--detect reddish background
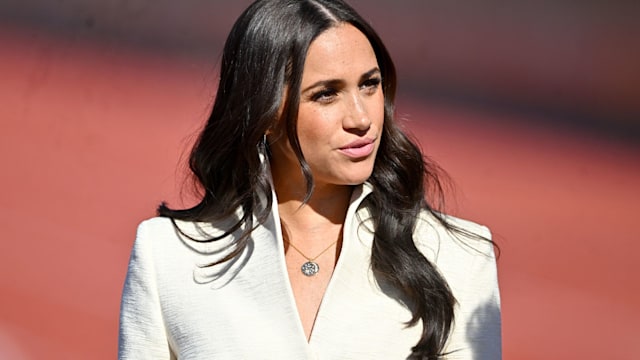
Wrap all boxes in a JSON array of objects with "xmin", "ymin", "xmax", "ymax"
[{"xmin": 1, "ymin": 1, "xmax": 639, "ymax": 359}]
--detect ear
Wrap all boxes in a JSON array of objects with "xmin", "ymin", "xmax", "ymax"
[
  {"xmin": 267, "ymin": 86, "xmax": 289, "ymax": 143},
  {"xmin": 265, "ymin": 126, "xmax": 285, "ymax": 145}
]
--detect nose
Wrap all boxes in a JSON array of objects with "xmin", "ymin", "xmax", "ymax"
[{"xmin": 343, "ymin": 92, "xmax": 371, "ymax": 132}]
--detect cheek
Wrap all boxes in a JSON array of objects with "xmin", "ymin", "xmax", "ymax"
[
  {"xmin": 371, "ymin": 95, "xmax": 385, "ymax": 126},
  {"xmin": 296, "ymin": 108, "xmax": 335, "ymax": 144}
]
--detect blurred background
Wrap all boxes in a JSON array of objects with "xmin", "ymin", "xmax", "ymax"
[{"xmin": 1, "ymin": 0, "xmax": 638, "ymax": 359}]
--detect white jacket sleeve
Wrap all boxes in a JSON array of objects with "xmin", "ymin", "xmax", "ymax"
[
  {"xmin": 450, "ymin": 226, "xmax": 502, "ymax": 360},
  {"xmin": 118, "ymin": 221, "xmax": 174, "ymax": 359},
  {"xmin": 468, "ymin": 244, "xmax": 502, "ymax": 358}
]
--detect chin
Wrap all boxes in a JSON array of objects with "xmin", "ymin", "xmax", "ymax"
[
  {"xmin": 313, "ymin": 161, "xmax": 376, "ymax": 187},
  {"xmin": 348, "ymin": 163, "xmax": 376, "ymax": 183},
  {"xmin": 338, "ymin": 169, "xmax": 375, "ymax": 186}
]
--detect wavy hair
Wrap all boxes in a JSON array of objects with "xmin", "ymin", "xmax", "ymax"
[{"xmin": 159, "ymin": 0, "xmax": 471, "ymax": 358}]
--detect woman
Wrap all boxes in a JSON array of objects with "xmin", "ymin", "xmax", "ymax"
[{"xmin": 119, "ymin": 0, "xmax": 501, "ymax": 359}]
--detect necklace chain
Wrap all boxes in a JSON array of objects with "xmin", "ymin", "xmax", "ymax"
[{"xmin": 285, "ymin": 238, "xmax": 338, "ymax": 262}]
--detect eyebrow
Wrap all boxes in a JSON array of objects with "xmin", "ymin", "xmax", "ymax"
[{"xmin": 301, "ymin": 67, "xmax": 381, "ymax": 93}]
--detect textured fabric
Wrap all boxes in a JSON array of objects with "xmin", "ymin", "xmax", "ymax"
[{"xmin": 118, "ymin": 184, "xmax": 501, "ymax": 359}]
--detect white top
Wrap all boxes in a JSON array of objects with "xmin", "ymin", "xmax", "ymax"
[{"xmin": 118, "ymin": 184, "xmax": 501, "ymax": 359}]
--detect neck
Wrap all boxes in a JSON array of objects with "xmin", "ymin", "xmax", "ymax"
[
  {"xmin": 278, "ymin": 183, "xmax": 353, "ymax": 230},
  {"xmin": 272, "ymin": 175, "xmax": 353, "ymax": 242}
]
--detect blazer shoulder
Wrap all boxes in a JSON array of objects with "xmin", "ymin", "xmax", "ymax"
[
  {"xmin": 136, "ymin": 216, "xmax": 230, "ymax": 241},
  {"xmin": 136, "ymin": 216, "xmax": 175, "ymax": 234},
  {"xmin": 414, "ymin": 211, "xmax": 495, "ymax": 260},
  {"xmin": 134, "ymin": 216, "xmax": 245, "ymax": 269},
  {"xmin": 415, "ymin": 211, "xmax": 492, "ymax": 243}
]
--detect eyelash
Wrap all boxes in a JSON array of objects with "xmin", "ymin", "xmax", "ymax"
[
  {"xmin": 362, "ymin": 77, "xmax": 382, "ymax": 92},
  {"xmin": 310, "ymin": 77, "xmax": 382, "ymax": 103},
  {"xmin": 311, "ymin": 89, "xmax": 338, "ymax": 102}
]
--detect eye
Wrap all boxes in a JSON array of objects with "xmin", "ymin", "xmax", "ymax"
[
  {"xmin": 360, "ymin": 77, "xmax": 381, "ymax": 94},
  {"xmin": 310, "ymin": 88, "xmax": 338, "ymax": 103}
]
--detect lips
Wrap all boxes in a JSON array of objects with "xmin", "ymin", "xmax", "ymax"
[{"xmin": 338, "ymin": 138, "xmax": 375, "ymax": 158}]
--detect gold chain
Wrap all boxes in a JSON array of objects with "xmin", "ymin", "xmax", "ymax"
[{"xmin": 285, "ymin": 238, "xmax": 339, "ymax": 262}]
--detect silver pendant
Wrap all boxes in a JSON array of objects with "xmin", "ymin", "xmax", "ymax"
[{"xmin": 301, "ymin": 261, "xmax": 319, "ymax": 276}]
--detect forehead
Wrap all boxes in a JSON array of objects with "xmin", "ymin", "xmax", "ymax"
[{"xmin": 302, "ymin": 24, "xmax": 378, "ymax": 81}]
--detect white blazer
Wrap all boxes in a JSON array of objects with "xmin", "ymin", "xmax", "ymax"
[{"xmin": 118, "ymin": 183, "xmax": 501, "ymax": 359}]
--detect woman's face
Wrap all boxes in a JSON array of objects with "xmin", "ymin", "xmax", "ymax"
[{"xmin": 269, "ymin": 24, "xmax": 384, "ymax": 189}]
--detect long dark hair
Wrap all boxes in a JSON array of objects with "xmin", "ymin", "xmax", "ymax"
[{"xmin": 160, "ymin": 0, "xmax": 467, "ymax": 358}]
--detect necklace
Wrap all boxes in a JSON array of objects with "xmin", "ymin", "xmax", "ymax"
[{"xmin": 285, "ymin": 238, "xmax": 339, "ymax": 276}]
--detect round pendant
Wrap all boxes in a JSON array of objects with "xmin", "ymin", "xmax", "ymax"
[{"xmin": 301, "ymin": 261, "xmax": 320, "ymax": 276}]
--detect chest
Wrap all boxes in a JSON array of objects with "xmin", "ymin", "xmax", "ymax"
[{"xmin": 155, "ymin": 227, "xmax": 420, "ymax": 359}]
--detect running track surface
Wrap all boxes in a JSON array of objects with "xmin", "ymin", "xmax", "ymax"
[{"xmin": 1, "ymin": 25, "xmax": 639, "ymax": 360}]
